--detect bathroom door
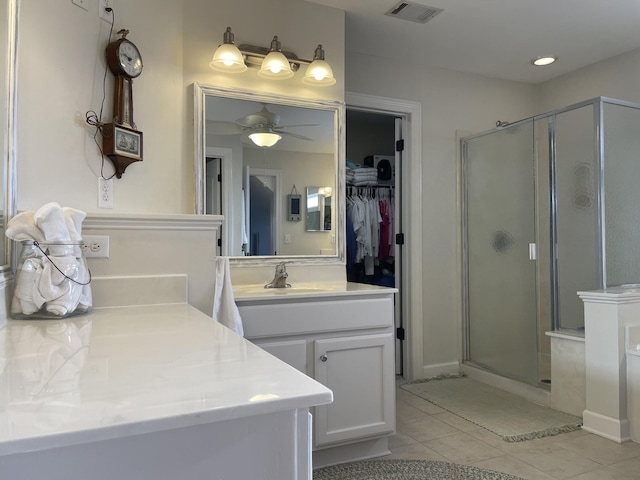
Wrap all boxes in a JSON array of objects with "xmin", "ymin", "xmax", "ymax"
[{"xmin": 463, "ymin": 121, "xmax": 539, "ymax": 385}]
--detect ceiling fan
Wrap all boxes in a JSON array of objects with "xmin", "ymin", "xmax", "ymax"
[{"xmin": 207, "ymin": 104, "xmax": 316, "ymax": 147}]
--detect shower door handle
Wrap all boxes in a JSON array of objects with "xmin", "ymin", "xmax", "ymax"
[{"xmin": 528, "ymin": 243, "xmax": 537, "ymax": 261}]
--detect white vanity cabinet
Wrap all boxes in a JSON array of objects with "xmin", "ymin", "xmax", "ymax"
[{"xmin": 236, "ymin": 284, "xmax": 397, "ymax": 467}]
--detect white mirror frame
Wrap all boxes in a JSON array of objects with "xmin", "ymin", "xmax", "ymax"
[
  {"xmin": 2, "ymin": 0, "xmax": 18, "ymax": 272},
  {"xmin": 193, "ymin": 82, "xmax": 346, "ymax": 266}
]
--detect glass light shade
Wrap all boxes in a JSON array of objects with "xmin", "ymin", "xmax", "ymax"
[
  {"xmin": 302, "ymin": 59, "xmax": 336, "ymax": 86},
  {"xmin": 210, "ymin": 43, "xmax": 247, "ymax": 72},
  {"xmin": 249, "ymin": 131, "xmax": 282, "ymax": 147},
  {"xmin": 259, "ymin": 51, "xmax": 294, "ymax": 79}
]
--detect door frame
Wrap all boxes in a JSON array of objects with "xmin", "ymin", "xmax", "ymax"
[
  {"xmin": 245, "ymin": 166, "xmax": 282, "ymax": 256},
  {"xmin": 346, "ymin": 92, "xmax": 423, "ymax": 382}
]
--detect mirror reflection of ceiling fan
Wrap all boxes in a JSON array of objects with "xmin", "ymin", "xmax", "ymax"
[{"xmin": 207, "ymin": 104, "xmax": 317, "ymax": 147}]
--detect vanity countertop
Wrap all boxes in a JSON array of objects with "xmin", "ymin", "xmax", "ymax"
[
  {"xmin": 233, "ymin": 281, "xmax": 398, "ymax": 303},
  {"xmin": 0, "ymin": 303, "xmax": 333, "ymax": 456}
]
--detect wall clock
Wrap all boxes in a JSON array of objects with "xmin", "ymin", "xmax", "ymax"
[{"xmin": 102, "ymin": 28, "xmax": 143, "ymax": 178}]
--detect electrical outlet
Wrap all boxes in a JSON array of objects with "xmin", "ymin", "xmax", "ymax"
[
  {"xmin": 82, "ymin": 235, "xmax": 110, "ymax": 259},
  {"xmin": 98, "ymin": 177, "xmax": 114, "ymax": 208},
  {"xmin": 99, "ymin": 0, "xmax": 113, "ymax": 22},
  {"xmin": 72, "ymin": 0, "xmax": 89, "ymax": 11}
]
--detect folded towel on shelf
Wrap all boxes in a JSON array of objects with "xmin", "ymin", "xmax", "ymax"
[{"xmin": 212, "ymin": 256, "xmax": 244, "ymax": 336}]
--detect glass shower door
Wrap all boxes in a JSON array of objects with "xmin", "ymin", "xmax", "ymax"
[{"xmin": 464, "ymin": 121, "xmax": 539, "ymax": 385}]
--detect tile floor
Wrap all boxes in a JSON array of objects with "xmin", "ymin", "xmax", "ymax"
[{"xmin": 388, "ymin": 383, "xmax": 640, "ymax": 479}]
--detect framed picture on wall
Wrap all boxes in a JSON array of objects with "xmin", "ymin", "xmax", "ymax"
[{"xmin": 113, "ymin": 125, "xmax": 142, "ymax": 160}]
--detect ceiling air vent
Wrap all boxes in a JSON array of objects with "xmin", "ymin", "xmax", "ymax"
[{"xmin": 385, "ymin": 1, "xmax": 443, "ymax": 24}]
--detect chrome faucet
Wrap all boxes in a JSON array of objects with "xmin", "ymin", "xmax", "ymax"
[{"xmin": 265, "ymin": 262, "xmax": 291, "ymax": 289}]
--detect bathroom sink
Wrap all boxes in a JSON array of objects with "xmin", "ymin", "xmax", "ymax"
[{"xmin": 233, "ymin": 283, "xmax": 347, "ymax": 299}]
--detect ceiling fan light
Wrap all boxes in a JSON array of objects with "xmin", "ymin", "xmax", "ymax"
[
  {"xmin": 210, "ymin": 27, "xmax": 247, "ymax": 73},
  {"xmin": 303, "ymin": 45, "xmax": 336, "ymax": 86},
  {"xmin": 249, "ymin": 131, "xmax": 282, "ymax": 147}
]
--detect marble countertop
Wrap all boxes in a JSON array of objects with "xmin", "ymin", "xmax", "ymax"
[
  {"xmin": 0, "ymin": 304, "xmax": 333, "ymax": 456},
  {"xmin": 233, "ymin": 281, "xmax": 398, "ymax": 302}
]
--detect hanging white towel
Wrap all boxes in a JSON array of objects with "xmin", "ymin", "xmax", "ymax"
[
  {"xmin": 240, "ymin": 192, "xmax": 248, "ymax": 249},
  {"xmin": 212, "ymin": 256, "xmax": 244, "ymax": 336}
]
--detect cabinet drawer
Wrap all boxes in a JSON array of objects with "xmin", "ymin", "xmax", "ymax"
[
  {"xmin": 240, "ymin": 295, "xmax": 394, "ymax": 338},
  {"xmin": 251, "ymin": 339, "xmax": 307, "ymax": 373}
]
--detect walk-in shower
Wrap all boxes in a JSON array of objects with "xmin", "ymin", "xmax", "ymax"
[{"xmin": 461, "ymin": 97, "xmax": 640, "ymax": 387}]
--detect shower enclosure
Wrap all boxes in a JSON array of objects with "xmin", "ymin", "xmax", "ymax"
[{"xmin": 461, "ymin": 97, "xmax": 640, "ymax": 387}]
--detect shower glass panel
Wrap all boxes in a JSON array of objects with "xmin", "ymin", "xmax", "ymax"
[
  {"xmin": 603, "ymin": 103, "xmax": 640, "ymax": 287},
  {"xmin": 464, "ymin": 121, "xmax": 539, "ymax": 385},
  {"xmin": 554, "ymin": 106, "xmax": 599, "ymax": 331},
  {"xmin": 462, "ymin": 97, "xmax": 640, "ymax": 387}
]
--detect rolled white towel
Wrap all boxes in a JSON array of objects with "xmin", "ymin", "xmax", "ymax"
[
  {"xmin": 12, "ymin": 258, "xmax": 46, "ymax": 315},
  {"xmin": 34, "ymin": 202, "xmax": 71, "ymax": 256},
  {"xmin": 62, "ymin": 207, "xmax": 86, "ymax": 242},
  {"xmin": 39, "ymin": 256, "xmax": 84, "ymax": 317},
  {"xmin": 6, "ymin": 211, "xmax": 45, "ymax": 242}
]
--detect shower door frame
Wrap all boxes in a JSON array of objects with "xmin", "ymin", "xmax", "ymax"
[{"xmin": 459, "ymin": 96, "xmax": 638, "ymax": 384}]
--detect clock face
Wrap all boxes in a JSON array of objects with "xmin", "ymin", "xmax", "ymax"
[{"xmin": 117, "ymin": 40, "xmax": 143, "ymax": 78}]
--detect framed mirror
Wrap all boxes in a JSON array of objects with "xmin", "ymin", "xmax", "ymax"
[
  {"xmin": 194, "ymin": 83, "xmax": 345, "ymax": 265},
  {"xmin": 306, "ymin": 186, "xmax": 332, "ymax": 232}
]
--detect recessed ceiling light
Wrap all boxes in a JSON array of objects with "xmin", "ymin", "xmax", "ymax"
[{"xmin": 532, "ymin": 56, "xmax": 557, "ymax": 66}]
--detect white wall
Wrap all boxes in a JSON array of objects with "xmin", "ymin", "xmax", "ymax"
[
  {"xmin": 17, "ymin": 0, "xmax": 185, "ymax": 213},
  {"xmin": 538, "ymin": 47, "xmax": 640, "ymax": 113},
  {"xmin": 16, "ymin": 0, "xmax": 344, "ymax": 215},
  {"xmin": 346, "ymin": 51, "xmax": 538, "ymax": 374}
]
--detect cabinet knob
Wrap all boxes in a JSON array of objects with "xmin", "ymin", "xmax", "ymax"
[{"xmin": 320, "ymin": 354, "xmax": 328, "ymax": 362}]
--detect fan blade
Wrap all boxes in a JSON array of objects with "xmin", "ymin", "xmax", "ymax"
[
  {"xmin": 278, "ymin": 130, "xmax": 313, "ymax": 141},
  {"xmin": 206, "ymin": 121, "xmax": 243, "ymax": 135},
  {"xmin": 236, "ymin": 105, "xmax": 280, "ymax": 128},
  {"xmin": 277, "ymin": 124, "xmax": 320, "ymax": 128}
]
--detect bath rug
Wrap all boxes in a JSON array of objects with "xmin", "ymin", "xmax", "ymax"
[
  {"xmin": 313, "ymin": 459, "xmax": 524, "ymax": 480},
  {"xmin": 401, "ymin": 375, "xmax": 582, "ymax": 442}
]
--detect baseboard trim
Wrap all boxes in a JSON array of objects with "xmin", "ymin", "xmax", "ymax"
[
  {"xmin": 582, "ymin": 410, "xmax": 631, "ymax": 443},
  {"xmin": 420, "ymin": 362, "xmax": 460, "ymax": 380}
]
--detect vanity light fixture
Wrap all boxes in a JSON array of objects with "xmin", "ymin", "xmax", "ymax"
[
  {"xmin": 259, "ymin": 36, "xmax": 294, "ymax": 79},
  {"xmin": 209, "ymin": 27, "xmax": 247, "ymax": 73},
  {"xmin": 532, "ymin": 56, "xmax": 557, "ymax": 66},
  {"xmin": 302, "ymin": 45, "xmax": 336, "ymax": 86},
  {"xmin": 248, "ymin": 129, "xmax": 282, "ymax": 148},
  {"xmin": 210, "ymin": 27, "xmax": 336, "ymax": 86}
]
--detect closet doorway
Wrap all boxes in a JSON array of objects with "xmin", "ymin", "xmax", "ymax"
[{"xmin": 346, "ymin": 109, "xmax": 405, "ymax": 375}]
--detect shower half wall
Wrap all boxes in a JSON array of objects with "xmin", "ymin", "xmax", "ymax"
[{"xmin": 461, "ymin": 97, "xmax": 640, "ymax": 387}]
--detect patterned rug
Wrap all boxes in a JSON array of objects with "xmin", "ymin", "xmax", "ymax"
[
  {"xmin": 401, "ymin": 375, "xmax": 582, "ymax": 442},
  {"xmin": 313, "ymin": 459, "xmax": 524, "ymax": 480}
]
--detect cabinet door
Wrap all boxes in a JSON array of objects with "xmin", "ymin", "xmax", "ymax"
[
  {"xmin": 313, "ymin": 332, "xmax": 395, "ymax": 447},
  {"xmin": 252, "ymin": 339, "xmax": 307, "ymax": 373}
]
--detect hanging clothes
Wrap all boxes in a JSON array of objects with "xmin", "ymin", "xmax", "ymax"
[{"xmin": 346, "ymin": 186, "xmax": 394, "ymax": 278}]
